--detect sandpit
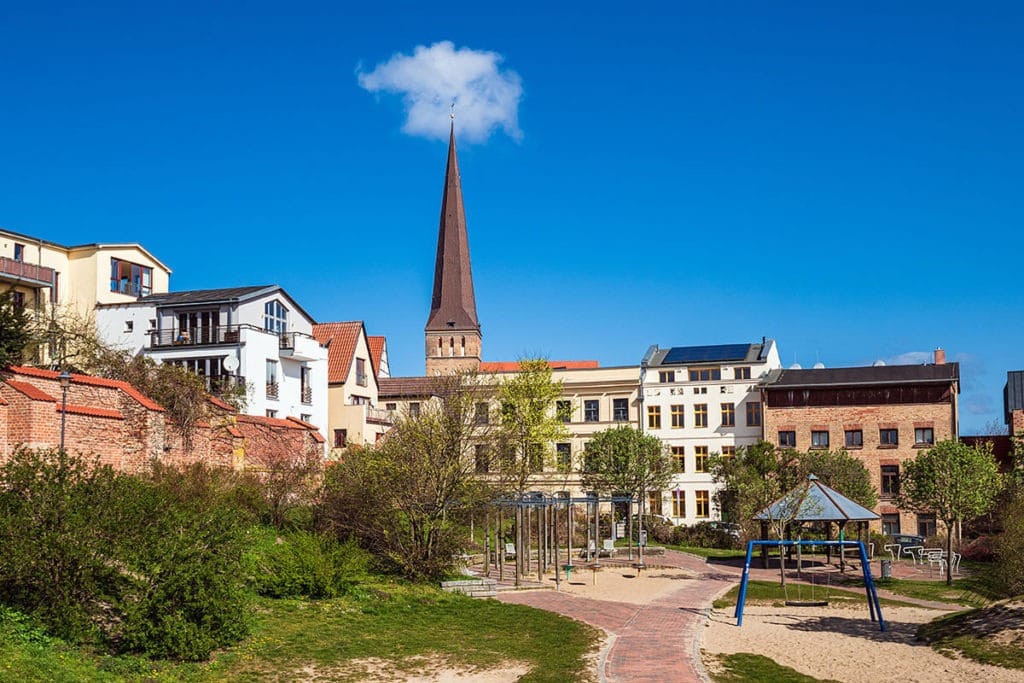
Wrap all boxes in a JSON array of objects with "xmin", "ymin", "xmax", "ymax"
[
  {"xmin": 702, "ymin": 603, "xmax": 1024, "ymax": 683},
  {"xmin": 541, "ymin": 563, "xmax": 699, "ymax": 604}
]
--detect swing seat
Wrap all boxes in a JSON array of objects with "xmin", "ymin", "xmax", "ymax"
[{"xmin": 784, "ymin": 600, "xmax": 829, "ymax": 607}]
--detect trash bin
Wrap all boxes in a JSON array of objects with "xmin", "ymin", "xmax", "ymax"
[
  {"xmin": 639, "ymin": 530, "xmax": 648, "ymax": 547},
  {"xmin": 880, "ymin": 559, "xmax": 892, "ymax": 579}
]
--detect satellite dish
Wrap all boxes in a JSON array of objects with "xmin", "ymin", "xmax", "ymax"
[
  {"xmin": 813, "ymin": 362, "xmax": 825, "ymax": 369},
  {"xmin": 789, "ymin": 363, "xmax": 802, "ymax": 370},
  {"xmin": 223, "ymin": 356, "xmax": 240, "ymax": 372},
  {"xmin": 873, "ymin": 359, "xmax": 886, "ymax": 367}
]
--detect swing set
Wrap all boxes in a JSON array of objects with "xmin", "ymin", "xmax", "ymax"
[{"xmin": 734, "ymin": 540, "xmax": 886, "ymax": 632}]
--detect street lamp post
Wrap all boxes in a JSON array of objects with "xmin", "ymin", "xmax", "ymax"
[{"xmin": 58, "ymin": 370, "xmax": 72, "ymax": 452}]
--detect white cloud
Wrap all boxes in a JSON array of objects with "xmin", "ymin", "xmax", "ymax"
[{"xmin": 357, "ymin": 41, "xmax": 523, "ymax": 143}]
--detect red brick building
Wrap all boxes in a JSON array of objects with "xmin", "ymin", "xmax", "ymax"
[
  {"xmin": 761, "ymin": 351, "xmax": 959, "ymax": 536},
  {"xmin": 0, "ymin": 366, "xmax": 323, "ymax": 473}
]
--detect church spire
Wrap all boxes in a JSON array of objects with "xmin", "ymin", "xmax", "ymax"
[{"xmin": 425, "ymin": 121, "xmax": 482, "ymax": 374}]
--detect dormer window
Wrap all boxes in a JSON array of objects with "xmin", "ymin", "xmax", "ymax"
[
  {"xmin": 110, "ymin": 258, "xmax": 153, "ymax": 297},
  {"xmin": 264, "ymin": 300, "xmax": 288, "ymax": 334}
]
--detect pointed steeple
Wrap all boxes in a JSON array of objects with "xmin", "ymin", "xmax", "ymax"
[{"xmin": 425, "ymin": 123, "xmax": 480, "ymax": 333}]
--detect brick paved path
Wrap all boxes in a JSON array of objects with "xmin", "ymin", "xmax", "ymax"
[{"xmin": 495, "ymin": 550, "xmax": 736, "ymax": 682}]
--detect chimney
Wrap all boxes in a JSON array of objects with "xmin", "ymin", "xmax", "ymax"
[{"xmin": 933, "ymin": 348, "xmax": 946, "ymax": 365}]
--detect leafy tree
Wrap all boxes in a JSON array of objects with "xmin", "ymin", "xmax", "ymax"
[
  {"xmin": 899, "ymin": 440, "xmax": 1002, "ymax": 585},
  {"xmin": 318, "ymin": 372, "xmax": 494, "ymax": 579},
  {"xmin": 493, "ymin": 359, "xmax": 569, "ymax": 584},
  {"xmin": 0, "ymin": 289, "xmax": 31, "ymax": 367},
  {"xmin": 796, "ymin": 449, "xmax": 878, "ymax": 510},
  {"xmin": 709, "ymin": 440, "xmax": 801, "ymax": 534},
  {"xmin": 580, "ymin": 426, "xmax": 672, "ymax": 559},
  {"xmin": 494, "ymin": 358, "xmax": 569, "ymax": 495}
]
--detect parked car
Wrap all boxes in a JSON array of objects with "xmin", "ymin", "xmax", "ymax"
[{"xmin": 890, "ymin": 533, "xmax": 925, "ymax": 551}]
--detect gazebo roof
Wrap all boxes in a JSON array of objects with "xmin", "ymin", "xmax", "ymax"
[{"xmin": 754, "ymin": 474, "xmax": 880, "ymax": 523}]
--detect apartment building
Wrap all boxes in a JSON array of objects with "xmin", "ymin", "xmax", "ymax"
[
  {"xmin": 0, "ymin": 226, "xmax": 170, "ymax": 325},
  {"xmin": 95, "ymin": 285, "xmax": 329, "ymax": 443},
  {"xmin": 1005, "ymin": 370, "xmax": 1024, "ymax": 436},
  {"xmin": 639, "ymin": 340, "xmax": 782, "ymax": 524},
  {"xmin": 760, "ymin": 350, "xmax": 959, "ymax": 536}
]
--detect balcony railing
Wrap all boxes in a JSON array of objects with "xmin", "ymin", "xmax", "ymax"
[
  {"xmin": 301, "ymin": 386, "xmax": 313, "ymax": 405},
  {"xmin": 366, "ymin": 407, "xmax": 395, "ymax": 425},
  {"xmin": 0, "ymin": 256, "xmax": 56, "ymax": 287},
  {"xmin": 150, "ymin": 324, "xmax": 249, "ymax": 349},
  {"xmin": 266, "ymin": 382, "xmax": 279, "ymax": 400},
  {"xmin": 279, "ymin": 331, "xmax": 317, "ymax": 350}
]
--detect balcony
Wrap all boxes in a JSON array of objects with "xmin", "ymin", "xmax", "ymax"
[
  {"xmin": 150, "ymin": 324, "xmax": 248, "ymax": 349},
  {"xmin": 301, "ymin": 385, "xmax": 313, "ymax": 405},
  {"xmin": 266, "ymin": 382, "xmax": 279, "ymax": 400},
  {"xmin": 366, "ymin": 406, "xmax": 395, "ymax": 425},
  {"xmin": 0, "ymin": 256, "xmax": 56, "ymax": 288},
  {"xmin": 279, "ymin": 331, "xmax": 324, "ymax": 362}
]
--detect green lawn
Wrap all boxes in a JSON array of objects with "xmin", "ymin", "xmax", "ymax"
[
  {"xmin": 845, "ymin": 574, "xmax": 999, "ymax": 608},
  {"xmin": 709, "ymin": 653, "xmax": 840, "ymax": 683},
  {"xmin": 712, "ymin": 580, "xmax": 923, "ymax": 610},
  {"xmin": 667, "ymin": 545, "xmax": 747, "ymax": 560},
  {"xmin": 0, "ymin": 582, "xmax": 601, "ymax": 682}
]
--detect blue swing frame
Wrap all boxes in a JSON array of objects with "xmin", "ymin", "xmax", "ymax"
[{"xmin": 734, "ymin": 539, "xmax": 886, "ymax": 632}]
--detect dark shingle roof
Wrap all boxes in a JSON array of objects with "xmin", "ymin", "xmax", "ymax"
[
  {"xmin": 139, "ymin": 285, "xmax": 273, "ymax": 306},
  {"xmin": 763, "ymin": 363, "xmax": 959, "ymax": 388},
  {"xmin": 425, "ymin": 125, "xmax": 480, "ymax": 333},
  {"xmin": 378, "ymin": 376, "xmax": 440, "ymax": 399}
]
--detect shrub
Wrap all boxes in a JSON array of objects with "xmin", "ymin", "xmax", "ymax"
[
  {"xmin": 671, "ymin": 522, "xmax": 741, "ymax": 549},
  {"xmin": 993, "ymin": 495, "xmax": 1024, "ymax": 596},
  {"xmin": 244, "ymin": 527, "xmax": 370, "ymax": 599},
  {"xmin": 961, "ymin": 536, "xmax": 995, "ymax": 562},
  {"xmin": 0, "ymin": 449, "xmax": 250, "ymax": 660}
]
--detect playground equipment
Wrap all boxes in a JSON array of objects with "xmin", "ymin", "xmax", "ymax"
[{"xmin": 734, "ymin": 539, "xmax": 886, "ymax": 632}]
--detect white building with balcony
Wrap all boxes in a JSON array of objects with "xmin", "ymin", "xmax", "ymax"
[
  {"xmin": 95, "ymin": 285, "xmax": 329, "ymax": 443},
  {"xmin": 640, "ymin": 340, "xmax": 781, "ymax": 525}
]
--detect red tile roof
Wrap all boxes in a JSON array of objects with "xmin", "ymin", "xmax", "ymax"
[
  {"xmin": 286, "ymin": 415, "xmax": 319, "ymax": 430},
  {"xmin": 368, "ymin": 336, "xmax": 386, "ymax": 377},
  {"xmin": 312, "ymin": 322, "xmax": 364, "ymax": 384},
  {"xmin": 236, "ymin": 413, "xmax": 310, "ymax": 430},
  {"xmin": 479, "ymin": 360, "xmax": 600, "ymax": 373},
  {"xmin": 58, "ymin": 404, "xmax": 124, "ymax": 420},
  {"xmin": 207, "ymin": 395, "xmax": 238, "ymax": 413},
  {"xmin": 8, "ymin": 366, "xmax": 165, "ymax": 411},
  {"xmin": 4, "ymin": 379, "xmax": 56, "ymax": 402}
]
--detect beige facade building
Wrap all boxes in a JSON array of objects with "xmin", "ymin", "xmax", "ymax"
[
  {"xmin": 760, "ymin": 351, "xmax": 959, "ymax": 536},
  {"xmin": 313, "ymin": 321, "xmax": 392, "ymax": 453},
  {"xmin": 1, "ymin": 227, "xmax": 170, "ymax": 322}
]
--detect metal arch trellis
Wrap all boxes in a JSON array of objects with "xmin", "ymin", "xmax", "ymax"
[{"xmin": 484, "ymin": 492, "xmax": 642, "ymax": 588}]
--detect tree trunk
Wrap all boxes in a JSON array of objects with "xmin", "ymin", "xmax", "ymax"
[{"xmin": 946, "ymin": 518, "xmax": 954, "ymax": 586}]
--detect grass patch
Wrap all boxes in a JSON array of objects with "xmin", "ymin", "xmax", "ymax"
[
  {"xmin": 846, "ymin": 575, "xmax": 999, "ymax": 608},
  {"xmin": 917, "ymin": 601, "xmax": 1024, "ymax": 670},
  {"xmin": 711, "ymin": 580, "xmax": 921, "ymax": 610},
  {"xmin": 710, "ymin": 653, "xmax": 840, "ymax": 682},
  {"xmin": 0, "ymin": 581, "xmax": 601, "ymax": 682},
  {"xmin": 667, "ymin": 545, "xmax": 747, "ymax": 560}
]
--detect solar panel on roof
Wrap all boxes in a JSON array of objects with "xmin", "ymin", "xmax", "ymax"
[{"xmin": 662, "ymin": 343, "xmax": 751, "ymax": 365}]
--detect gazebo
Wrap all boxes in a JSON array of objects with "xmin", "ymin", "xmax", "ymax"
[{"xmin": 754, "ymin": 474, "xmax": 880, "ymax": 573}]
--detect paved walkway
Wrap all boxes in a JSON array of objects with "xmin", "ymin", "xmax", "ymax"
[
  {"xmin": 494, "ymin": 550, "xmax": 736, "ymax": 683},
  {"xmin": 492, "ymin": 551, "xmax": 955, "ymax": 682}
]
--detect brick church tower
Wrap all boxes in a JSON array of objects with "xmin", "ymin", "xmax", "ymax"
[{"xmin": 425, "ymin": 123, "xmax": 482, "ymax": 374}]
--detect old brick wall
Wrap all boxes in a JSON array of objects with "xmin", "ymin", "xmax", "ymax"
[{"xmin": 763, "ymin": 401, "xmax": 957, "ymax": 535}]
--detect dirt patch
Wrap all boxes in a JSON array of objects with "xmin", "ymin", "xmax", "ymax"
[{"xmin": 323, "ymin": 655, "xmax": 531, "ymax": 682}]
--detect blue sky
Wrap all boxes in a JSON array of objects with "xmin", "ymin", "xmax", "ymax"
[{"xmin": 1, "ymin": 2, "xmax": 1021, "ymax": 433}]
